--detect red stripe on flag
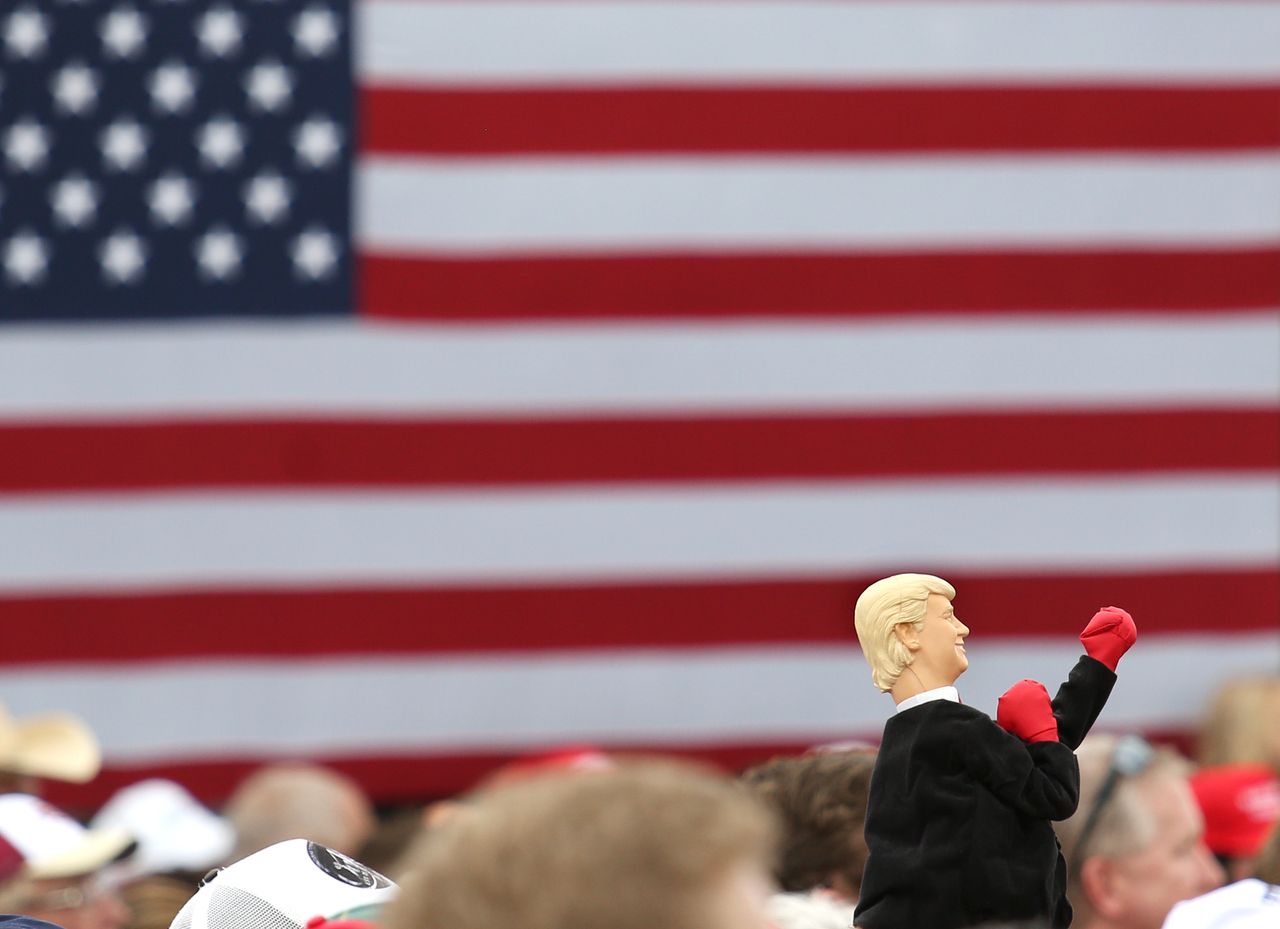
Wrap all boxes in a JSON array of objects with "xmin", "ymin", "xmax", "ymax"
[
  {"xmin": 45, "ymin": 726, "xmax": 1204, "ymax": 809},
  {"xmin": 40, "ymin": 742, "xmax": 878, "ymax": 808},
  {"xmin": 2, "ymin": 570, "xmax": 1274, "ymax": 665},
  {"xmin": 1, "ymin": 409, "xmax": 1275, "ymax": 493},
  {"xmin": 361, "ymin": 85, "xmax": 1280, "ymax": 155},
  {"xmin": 358, "ymin": 249, "xmax": 1280, "ymax": 320}
]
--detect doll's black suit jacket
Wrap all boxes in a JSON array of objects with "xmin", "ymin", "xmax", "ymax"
[{"xmin": 853, "ymin": 655, "xmax": 1116, "ymax": 929}]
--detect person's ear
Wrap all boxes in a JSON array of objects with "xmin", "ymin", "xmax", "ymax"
[
  {"xmin": 893, "ymin": 622, "xmax": 920, "ymax": 651},
  {"xmin": 1078, "ymin": 855, "xmax": 1127, "ymax": 921}
]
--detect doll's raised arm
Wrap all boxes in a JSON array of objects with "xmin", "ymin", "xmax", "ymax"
[{"xmin": 1051, "ymin": 607, "xmax": 1135, "ymax": 749}]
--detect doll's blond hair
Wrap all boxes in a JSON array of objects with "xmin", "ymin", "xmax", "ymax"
[{"xmin": 854, "ymin": 574, "xmax": 956, "ymax": 693}]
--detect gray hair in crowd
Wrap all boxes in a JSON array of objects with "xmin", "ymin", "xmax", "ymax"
[{"xmin": 1052, "ymin": 735, "xmax": 1191, "ymax": 925}]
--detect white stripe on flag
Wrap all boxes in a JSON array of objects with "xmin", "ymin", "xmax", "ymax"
[
  {"xmin": 359, "ymin": 1, "xmax": 1280, "ymax": 85},
  {"xmin": 358, "ymin": 156, "xmax": 1280, "ymax": 253},
  {"xmin": 1, "ymin": 315, "xmax": 1276, "ymax": 419},
  {"xmin": 2, "ymin": 634, "xmax": 1274, "ymax": 760},
  {"xmin": 1, "ymin": 476, "xmax": 1275, "ymax": 591}
]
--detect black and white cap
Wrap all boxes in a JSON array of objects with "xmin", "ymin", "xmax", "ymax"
[{"xmin": 169, "ymin": 840, "xmax": 396, "ymax": 929}]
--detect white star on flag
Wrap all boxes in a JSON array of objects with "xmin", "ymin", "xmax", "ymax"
[
  {"xmin": 148, "ymin": 173, "xmax": 197, "ymax": 226},
  {"xmin": 100, "ymin": 6, "xmax": 148, "ymax": 59},
  {"xmin": 197, "ymin": 116, "xmax": 245, "ymax": 169},
  {"xmin": 51, "ymin": 175, "xmax": 99, "ymax": 228},
  {"xmin": 293, "ymin": 117, "xmax": 341, "ymax": 168},
  {"xmin": 2, "ymin": 231, "xmax": 49, "ymax": 285},
  {"xmin": 291, "ymin": 227, "xmax": 339, "ymax": 280},
  {"xmin": 196, "ymin": 6, "xmax": 244, "ymax": 58},
  {"xmin": 99, "ymin": 230, "xmax": 148, "ymax": 284},
  {"xmin": 51, "ymin": 63, "xmax": 100, "ymax": 115},
  {"xmin": 4, "ymin": 8, "xmax": 49, "ymax": 60},
  {"xmin": 245, "ymin": 60, "xmax": 293, "ymax": 112},
  {"xmin": 149, "ymin": 61, "xmax": 197, "ymax": 114},
  {"xmin": 101, "ymin": 119, "xmax": 149, "ymax": 171},
  {"xmin": 244, "ymin": 172, "xmax": 291, "ymax": 224},
  {"xmin": 4, "ymin": 119, "xmax": 50, "ymax": 172},
  {"xmin": 292, "ymin": 6, "xmax": 339, "ymax": 57},
  {"xmin": 195, "ymin": 228, "xmax": 243, "ymax": 280}
]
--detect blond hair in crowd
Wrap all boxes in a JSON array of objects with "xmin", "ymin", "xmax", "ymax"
[
  {"xmin": 1198, "ymin": 676, "xmax": 1280, "ymax": 772},
  {"xmin": 384, "ymin": 759, "xmax": 778, "ymax": 929}
]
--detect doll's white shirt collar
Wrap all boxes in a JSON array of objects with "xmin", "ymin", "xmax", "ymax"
[{"xmin": 895, "ymin": 685, "xmax": 960, "ymax": 714}]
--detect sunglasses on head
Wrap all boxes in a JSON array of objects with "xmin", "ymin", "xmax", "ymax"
[{"xmin": 1068, "ymin": 734, "xmax": 1155, "ymax": 877}]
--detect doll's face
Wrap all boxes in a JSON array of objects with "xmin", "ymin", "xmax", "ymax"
[{"xmin": 905, "ymin": 593, "xmax": 970, "ymax": 687}]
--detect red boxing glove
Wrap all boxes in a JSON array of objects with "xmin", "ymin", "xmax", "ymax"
[
  {"xmin": 997, "ymin": 679, "xmax": 1059, "ymax": 743},
  {"xmin": 1080, "ymin": 606, "xmax": 1137, "ymax": 672}
]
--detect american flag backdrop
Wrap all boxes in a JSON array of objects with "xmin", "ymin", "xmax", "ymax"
[{"xmin": 1, "ymin": 0, "xmax": 1278, "ymax": 805}]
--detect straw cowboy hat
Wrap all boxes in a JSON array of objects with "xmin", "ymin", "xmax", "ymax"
[{"xmin": 0, "ymin": 706, "xmax": 100, "ymax": 784}]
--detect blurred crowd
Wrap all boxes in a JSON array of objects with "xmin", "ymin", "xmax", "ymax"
[{"xmin": 0, "ymin": 674, "xmax": 1276, "ymax": 929}]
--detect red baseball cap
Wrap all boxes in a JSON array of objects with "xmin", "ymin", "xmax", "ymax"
[{"xmin": 1190, "ymin": 764, "xmax": 1280, "ymax": 857}]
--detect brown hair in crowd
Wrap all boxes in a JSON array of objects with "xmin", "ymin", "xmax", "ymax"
[{"xmin": 740, "ymin": 749, "xmax": 876, "ymax": 897}]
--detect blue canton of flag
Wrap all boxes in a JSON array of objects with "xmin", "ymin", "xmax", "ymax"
[{"xmin": 0, "ymin": 0, "xmax": 352, "ymax": 321}]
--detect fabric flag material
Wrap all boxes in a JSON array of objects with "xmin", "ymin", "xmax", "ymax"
[{"xmin": 0, "ymin": 0, "xmax": 1277, "ymax": 804}]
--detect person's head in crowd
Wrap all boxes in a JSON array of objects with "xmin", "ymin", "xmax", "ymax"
[
  {"xmin": 408, "ymin": 744, "xmax": 617, "ymax": 861},
  {"xmin": 363, "ymin": 747, "xmax": 616, "ymax": 882},
  {"xmin": 168, "ymin": 839, "xmax": 395, "ymax": 929},
  {"xmin": 0, "ymin": 706, "xmax": 100, "ymax": 795},
  {"xmin": 92, "ymin": 779, "xmax": 234, "ymax": 882},
  {"xmin": 1053, "ymin": 735, "xmax": 1224, "ymax": 929},
  {"xmin": 1189, "ymin": 764, "xmax": 1280, "ymax": 882},
  {"xmin": 1198, "ymin": 677, "xmax": 1280, "ymax": 773},
  {"xmin": 740, "ymin": 748, "xmax": 876, "ymax": 903},
  {"xmin": 0, "ymin": 794, "xmax": 134, "ymax": 929},
  {"xmin": 90, "ymin": 780, "xmax": 236, "ymax": 929},
  {"xmin": 383, "ymin": 758, "xmax": 779, "ymax": 929},
  {"xmin": 225, "ymin": 764, "xmax": 374, "ymax": 862}
]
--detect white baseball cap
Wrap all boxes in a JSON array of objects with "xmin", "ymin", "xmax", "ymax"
[
  {"xmin": 169, "ymin": 840, "xmax": 397, "ymax": 929},
  {"xmin": 91, "ymin": 779, "xmax": 235, "ymax": 879},
  {"xmin": 0, "ymin": 793, "xmax": 135, "ymax": 880},
  {"xmin": 1161, "ymin": 879, "xmax": 1280, "ymax": 929}
]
